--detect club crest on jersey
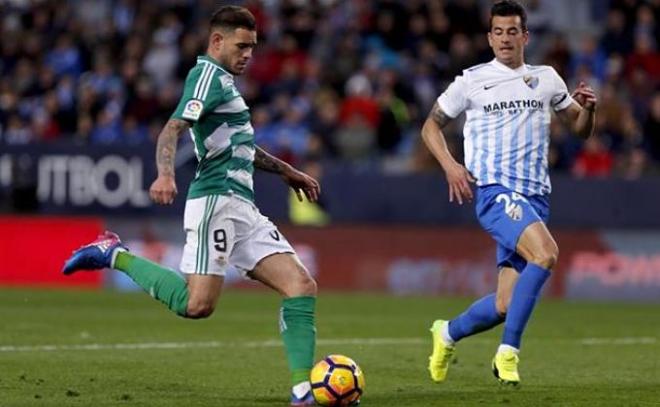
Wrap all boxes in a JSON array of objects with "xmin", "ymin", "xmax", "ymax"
[
  {"xmin": 182, "ymin": 99, "xmax": 203, "ymax": 120},
  {"xmin": 523, "ymin": 75, "xmax": 539, "ymax": 89}
]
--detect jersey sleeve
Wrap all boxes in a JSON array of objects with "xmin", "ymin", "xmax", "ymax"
[
  {"xmin": 171, "ymin": 65, "xmax": 229, "ymax": 122},
  {"xmin": 549, "ymin": 68, "xmax": 574, "ymax": 112},
  {"xmin": 437, "ymin": 74, "xmax": 469, "ymax": 118}
]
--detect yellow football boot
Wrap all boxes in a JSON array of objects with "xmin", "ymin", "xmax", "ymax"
[
  {"xmin": 428, "ymin": 320, "xmax": 455, "ymax": 382},
  {"xmin": 492, "ymin": 350, "xmax": 520, "ymax": 386}
]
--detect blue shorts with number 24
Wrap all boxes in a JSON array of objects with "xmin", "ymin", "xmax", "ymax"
[{"xmin": 475, "ymin": 184, "xmax": 550, "ymax": 273}]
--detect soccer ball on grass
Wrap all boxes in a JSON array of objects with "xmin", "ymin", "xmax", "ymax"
[{"xmin": 310, "ymin": 354, "xmax": 365, "ymax": 406}]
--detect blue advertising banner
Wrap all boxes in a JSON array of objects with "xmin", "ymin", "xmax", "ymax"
[
  {"xmin": 1, "ymin": 143, "xmax": 177, "ymax": 214},
  {"xmin": 2, "ymin": 143, "xmax": 659, "ymax": 228},
  {"xmin": 0, "ymin": 143, "xmax": 288, "ymax": 218}
]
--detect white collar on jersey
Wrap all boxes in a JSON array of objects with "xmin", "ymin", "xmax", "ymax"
[{"xmin": 491, "ymin": 58, "xmax": 528, "ymax": 74}]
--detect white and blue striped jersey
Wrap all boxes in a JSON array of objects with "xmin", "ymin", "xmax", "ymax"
[{"xmin": 437, "ymin": 59, "xmax": 574, "ymax": 196}]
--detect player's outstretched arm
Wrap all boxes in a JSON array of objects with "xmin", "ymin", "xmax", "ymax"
[
  {"xmin": 421, "ymin": 102, "xmax": 475, "ymax": 205},
  {"xmin": 149, "ymin": 118, "xmax": 190, "ymax": 205},
  {"xmin": 254, "ymin": 145, "xmax": 321, "ymax": 202},
  {"xmin": 557, "ymin": 81, "xmax": 597, "ymax": 139}
]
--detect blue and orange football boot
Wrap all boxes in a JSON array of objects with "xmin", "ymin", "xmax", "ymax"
[{"xmin": 62, "ymin": 231, "xmax": 127, "ymax": 275}]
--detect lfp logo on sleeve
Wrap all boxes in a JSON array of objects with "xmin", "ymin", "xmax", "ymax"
[{"xmin": 182, "ymin": 99, "xmax": 204, "ymax": 121}]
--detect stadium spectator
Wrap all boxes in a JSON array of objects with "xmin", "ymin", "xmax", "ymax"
[
  {"xmin": 0, "ymin": 0, "xmax": 657, "ymax": 177},
  {"xmin": 600, "ymin": 9, "xmax": 633, "ymax": 56},
  {"xmin": 572, "ymin": 136, "xmax": 614, "ymax": 178},
  {"xmin": 549, "ymin": 119, "xmax": 582, "ymax": 171},
  {"xmin": 570, "ymin": 35, "xmax": 608, "ymax": 82},
  {"xmin": 309, "ymin": 90, "xmax": 341, "ymax": 158},
  {"xmin": 122, "ymin": 115, "xmax": 149, "ymax": 145},
  {"xmin": 339, "ymin": 73, "xmax": 380, "ymax": 129},
  {"xmin": 266, "ymin": 103, "xmax": 311, "ymax": 164},
  {"xmin": 45, "ymin": 34, "xmax": 84, "ymax": 78},
  {"xmin": 4, "ymin": 114, "xmax": 32, "ymax": 144},
  {"xmin": 334, "ymin": 112, "xmax": 377, "ymax": 163},
  {"xmin": 625, "ymin": 33, "xmax": 660, "ymax": 82},
  {"xmin": 376, "ymin": 87, "xmax": 409, "ymax": 154},
  {"xmin": 143, "ymin": 22, "xmax": 181, "ymax": 89}
]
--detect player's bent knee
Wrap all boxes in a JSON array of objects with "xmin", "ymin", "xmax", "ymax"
[
  {"xmin": 529, "ymin": 242, "xmax": 559, "ymax": 270},
  {"xmin": 297, "ymin": 275, "xmax": 318, "ymax": 297},
  {"xmin": 287, "ymin": 274, "xmax": 317, "ymax": 298},
  {"xmin": 302, "ymin": 276, "xmax": 318, "ymax": 296},
  {"xmin": 185, "ymin": 301, "xmax": 216, "ymax": 319}
]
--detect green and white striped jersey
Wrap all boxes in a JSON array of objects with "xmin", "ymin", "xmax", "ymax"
[{"xmin": 172, "ymin": 55, "xmax": 255, "ymax": 202}]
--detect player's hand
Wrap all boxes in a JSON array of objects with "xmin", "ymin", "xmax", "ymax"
[
  {"xmin": 444, "ymin": 162, "xmax": 475, "ymax": 205},
  {"xmin": 572, "ymin": 81, "xmax": 597, "ymax": 111},
  {"xmin": 282, "ymin": 166, "xmax": 321, "ymax": 203},
  {"xmin": 149, "ymin": 175, "xmax": 178, "ymax": 205}
]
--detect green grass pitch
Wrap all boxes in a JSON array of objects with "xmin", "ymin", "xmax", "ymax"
[{"xmin": 1, "ymin": 288, "xmax": 659, "ymax": 406}]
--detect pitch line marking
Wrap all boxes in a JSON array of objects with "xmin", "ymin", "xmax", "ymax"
[
  {"xmin": 579, "ymin": 337, "xmax": 657, "ymax": 345},
  {"xmin": 0, "ymin": 336, "xmax": 655, "ymax": 353},
  {"xmin": 0, "ymin": 338, "xmax": 425, "ymax": 353}
]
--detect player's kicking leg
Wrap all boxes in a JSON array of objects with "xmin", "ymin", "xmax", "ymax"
[
  {"xmin": 250, "ymin": 253, "xmax": 318, "ymax": 406},
  {"xmin": 62, "ymin": 230, "xmax": 216, "ymax": 318},
  {"xmin": 64, "ymin": 195, "xmax": 234, "ymax": 319},
  {"xmin": 492, "ymin": 222, "xmax": 557, "ymax": 386}
]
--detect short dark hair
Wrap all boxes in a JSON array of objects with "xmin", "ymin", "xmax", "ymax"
[
  {"xmin": 210, "ymin": 5, "xmax": 256, "ymax": 32},
  {"xmin": 490, "ymin": 0, "xmax": 527, "ymax": 32}
]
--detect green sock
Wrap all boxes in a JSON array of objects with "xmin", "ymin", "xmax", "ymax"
[
  {"xmin": 280, "ymin": 296, "xmax": 316, "ymax": 385},
  {"xmin": 114, "ymin": 251, "xmax": 189, "ymax": 317}
]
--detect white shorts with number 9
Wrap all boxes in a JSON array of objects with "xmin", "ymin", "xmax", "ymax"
[{"xmin": 179, "ymin": 194, "xmax": 294, "ymax": 277}]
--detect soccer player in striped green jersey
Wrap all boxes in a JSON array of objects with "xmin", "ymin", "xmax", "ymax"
[{"xmin": 64, "ymin": 6, "xmax": 321, "ymax": 406}]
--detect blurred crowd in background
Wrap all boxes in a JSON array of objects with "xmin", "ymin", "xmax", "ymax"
[{"xmin": 0, "ymin": 0, "xmax": 659, "ymax": 179}]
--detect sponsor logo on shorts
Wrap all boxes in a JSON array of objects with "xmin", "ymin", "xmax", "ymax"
[{"xmin": 215, "ymin": 256, "xmax": 227, "ymax": 267}]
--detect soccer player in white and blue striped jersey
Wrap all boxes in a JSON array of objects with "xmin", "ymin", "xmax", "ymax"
[{"xmin": 423, "ymin": 0, "xmax": 597, "ymax": 385}]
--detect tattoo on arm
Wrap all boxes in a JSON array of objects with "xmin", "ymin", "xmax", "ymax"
[
  {"xmin": 429, "ymin": 102, "xmax": 452, "ymax": 129},
  {"xmin": 254, "ymin": 146, "xmax": 288, "ymax": 174},
  {"xmin": 156, "ymin": 119, "xmax": 189, "ymax": 177}
]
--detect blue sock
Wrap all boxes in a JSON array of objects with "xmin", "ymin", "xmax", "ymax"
[
  {"xmin": 448, "ymin": 293, "xmax": 505, "ymax": 342},
  {"xmin": 501, "ymin": 263, "xmax": 551, "ymax": 349}
]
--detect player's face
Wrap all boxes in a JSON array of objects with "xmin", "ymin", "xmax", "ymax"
[
  {"xmin": 488, "ymin": 15, "xmax": 528, "ymax": 68},
  {"xmin": 215, "ymin": 28, "xmax": 257, "ymax": 75}
]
